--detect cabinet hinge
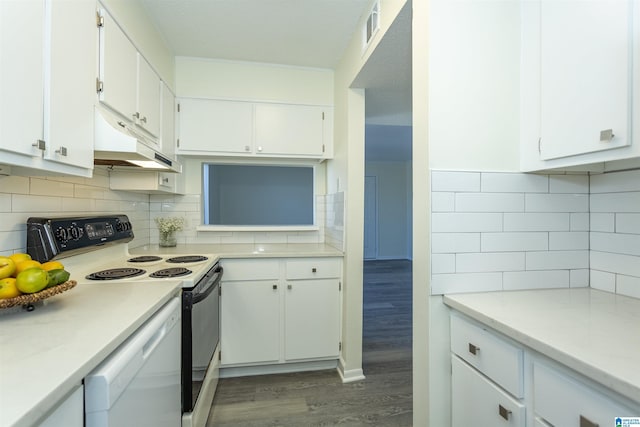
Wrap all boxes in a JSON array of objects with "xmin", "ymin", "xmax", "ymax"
[
  {"xmin": 322, "ymin": 111, "xmax": 325, "ymax": 120},
  {"xmin": 96, "ymin": 12, "xmax": 104, "ymax": 28},
  {"xmin": 177, "ymin": 103, "xmax": 180, "ymax": 113},
  {"xmin": 339, "ymin": 342, "xmax": 342, "ymax": 351},
  {"xmin": 322, "ymin": 144, "xmax": 325, "ymax": 153},
  {"xmin": 176, "ymin": 138, "xmax": 180, "ymax": 148},
  {"xmin": 538, "ymin": 137, "xmax": 541, "ymax": 154},
  {"xmin": 218, "ymin": 285, "xmax": 221, "ymax": 296},
  {"xmin": 219, "ymin": 351, "xmax": 221, "ymax": 360},
  {"xmin": 339, "ymin": 281, "xmax": 342, "ymax": 291},
  {"xmin": 96, "ymin": 78, "xmax": 103, "ymax": 94}
]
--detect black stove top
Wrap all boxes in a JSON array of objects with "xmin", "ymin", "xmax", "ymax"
[
  {"xmin": 128, "ymin": 255, "xmax": 163, "ymax": 263},
  {"xmin": 86, "ymin": 268, "xmax": 146, "ymax": 281},
  {"xmin": 149, "ymin": 267, "xmax": 192, "ymax": 278},
  {"xmin": 166, "ymin": 255, "xmax": 208, "ymax": 263}
]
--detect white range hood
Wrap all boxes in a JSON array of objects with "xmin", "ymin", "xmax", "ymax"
[{"xmin": 93, "ymin": 108, "xmax": 182, "ymax": 173}]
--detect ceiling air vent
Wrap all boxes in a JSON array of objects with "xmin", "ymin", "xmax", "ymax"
[{"xmin": 362, "ymin": 0, "xmax": 380, "ymax": 51}]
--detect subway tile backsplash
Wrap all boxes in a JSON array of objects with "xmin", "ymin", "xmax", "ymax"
[{"xmin": 431, "ymin": 169, "xmax": 640, "ymax": 299}]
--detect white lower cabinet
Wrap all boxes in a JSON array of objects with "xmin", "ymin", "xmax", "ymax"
[
  {"xmin": 534, "ymin": 361, "xmax": 638, "ymax": 427},
  {"xmin": 220, "ymin": 257, "xmax": 341, "ymax": 368},
  {"xmin": 37, "ymin": 384, "xmax": 83, "ymax": 427},
  {"xmin": 452, "ymin": 356, "xmax": 525, "ymax": 427}
]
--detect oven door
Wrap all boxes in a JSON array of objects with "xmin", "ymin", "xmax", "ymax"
[{"xmin": 181, "ymin": 264, "xmax": 222, "ymax": 415}]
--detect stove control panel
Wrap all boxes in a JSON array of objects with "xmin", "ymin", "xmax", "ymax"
[{"xmin": 26, "ymin": 215, "xmax": 134, "ymax": 262}]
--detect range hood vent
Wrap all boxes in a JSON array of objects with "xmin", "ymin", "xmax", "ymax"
[{"xmin": 93, "ymin": 108, "xmax": 182, "ymax": 173}]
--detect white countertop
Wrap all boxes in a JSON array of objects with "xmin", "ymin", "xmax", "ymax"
[
  {"xmin": 129, "ymin": 243, "xmax": 344, "ymax": 258},
  {"xmin": 0, "ymin": 280, "xmax": 182, "ymax": 427},
  {"xmin": 444, "ymin": 288, "xmax": 640, "ymax": 404}
]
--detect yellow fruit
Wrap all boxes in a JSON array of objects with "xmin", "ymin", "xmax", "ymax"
[
  {"xmin": 14, "ymin": 260, "xmax": 42, "ymax": 276},
  {"xmin": 0, "ymin": 277, "xmax": 21, "ymax": 299},
  {"xmin": 16, "ymin": 269, "xmax": 49, "ymax": 294},
  {"xmin": 8, "ymin": 253, "xmax": 31, "ymax": 265},
  {"xmin": 0, "ymin": 256, "xmax": 16, "ymax": 279},
  {"xmin": 42, "ymin": 261, "xmax": 64, "ymax": 271}
]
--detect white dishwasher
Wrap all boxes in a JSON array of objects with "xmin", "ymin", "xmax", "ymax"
[{"xmin": 85, "ymin": 297, "xmax": 181, "ymax": 427}]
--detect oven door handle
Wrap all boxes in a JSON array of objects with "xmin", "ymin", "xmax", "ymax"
[{"xmin": 191, "ymin": 267, "xmax": 223, "ymax": 306}]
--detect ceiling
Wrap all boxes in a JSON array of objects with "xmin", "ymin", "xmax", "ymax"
[{"xmin": 140, "ymin": 0, "xmax": 412, "ymax": 136}]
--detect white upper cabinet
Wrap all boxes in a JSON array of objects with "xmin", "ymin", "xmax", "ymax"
[
  {"xmin": 176, "ymin": 98, "xmax": 334, "ymax": 159},
  {"xmin": 97, "ymin": 8, "xmax": 137, "ymax": 122},
  {"xmin": 136, "ymin": 54, "xmax": 161, "ymax": 138},
  {"xmin": 0, "ymin": 0, "xmax": 45, "ymax": 159},
  {"xmin": 0, "ymin": 0, "xmax": 96, "ymax": 177},
  {"xmin": 178, "ymin": 98, "xmax": 254, "ymax": 154},
  {"xmin": 44, "ymin": 0, "xmax": 97, "ymax": 170},
  {"xmin": 160, "ymin": 82, "xmax": 176, "ymax": 159},
  {"xmin": 521, "ymin": 0, "xmax": 640, "ymax": 171}
]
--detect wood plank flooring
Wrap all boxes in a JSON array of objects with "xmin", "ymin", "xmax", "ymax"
[{"xmin": 207, "ymin": 259, "xmax": 413, "ymax": 426}]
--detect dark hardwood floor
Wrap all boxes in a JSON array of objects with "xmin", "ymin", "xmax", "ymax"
[{"xmin": 207, "ymin": 259, "xmax": 413, "ymax": 426}]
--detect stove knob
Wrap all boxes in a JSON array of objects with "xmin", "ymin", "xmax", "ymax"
[
  {"xmin": 70, "ymin": 226, "xmax": 83, "ymax": 240},
  {"xmin": 55, "ymin": 227, "xmax": 68, "ymax": 242}
]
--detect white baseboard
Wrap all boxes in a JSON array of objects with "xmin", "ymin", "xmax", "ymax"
[
  {"xmin": 337, "ymin": 357, "xmax": 365, "ymax": 383},
  {"xmin": 220, "ymin": 359, "xmax": 338, "ymax": 378}
]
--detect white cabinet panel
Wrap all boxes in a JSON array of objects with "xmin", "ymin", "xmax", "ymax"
[
  {"xmin": 221, "ymin": 259, "xmax": 280, "ymax": 281},
  {"xmin": 254, "ymin": 103, "xmax": 326, "ymax": 156},
  {"xmin": 44, "ymin": 0, "xmax": 97, "ymax": 170},
  {"xmin": 136, "ymin": 54, "xmax": 161, "ymax": 137},
  {"xmin": 37, "ymin": 385, "xmax": 83, "ymax": 427},
  {"xmin": 98, "ymin": 8, "xmax": 137, "ymax": 121},
  {"xmin": 452, "ymin": 356, "xmax": 525, "ymax": 427},
  {"xmin": 539, "ymin": 0, "xmax": 631, "ymax": 160},
  {"xmin": 285, "ymin": 258, "xmax": 342, "ymax": 280},
  {"xmin": 0, "ymin": 0, "xmax": 44, "ymax": 158},
  {"xmin": 220, "ymin": 280, "xmax": 280, "ymax": 365},
  {"xmin": 178, "ymin": 98, "xmax": 253, "ymax": 154},
  {"xmin": 285, "ymin": 279, "xmax": 340, "ymax": 361},
  {"xmin": 161, "ymin": 82, "xmax": 176, "ymax": 159}
]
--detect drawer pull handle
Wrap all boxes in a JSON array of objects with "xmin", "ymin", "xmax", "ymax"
[
  {"xmin": 498, "ymin": 404, "xmax": 511, "ymax": 421},
  {"xmin": 272, "ymin": 284, "xmax": 278, "ymax": 290},
  {"xmin": 287, "ymin": 284, "xmax": 292, "ymax": 290},
  {"xmin": 312, "ymin": 267, "xmax": 317, "ymax": 273},
  {"xmin": 579, "ymin": 415, "xmax": 599, "ymax": 427},
  {"xmin": 468, "ymin": 343, "xmax": 480, "ymax": 355}
]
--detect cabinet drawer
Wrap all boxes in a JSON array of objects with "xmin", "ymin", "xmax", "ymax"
[
  {"xmin": 450, "ymin": 314, "xmax": 524, "ymax": 398},
  {"xmin": 221, "ymin": 259, "xmax": 279, "ymax": 281},
  {"xmin": 285, "ymin": 258, "xmax": 341, "ymax": 280},
  {"xmin": 452, "ymin": 356, "xmax": 525, "ymax": 427},
  {"xmin": 534, "ymin": 361, "xmax": 638, "ymax": 427}
]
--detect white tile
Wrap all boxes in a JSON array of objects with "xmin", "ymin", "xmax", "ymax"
[
  {"xmin": 30, "ymin": 178, "xmax": 74, "ymax": 197},
  {"xmin": 432, "ymin": 233, "xmax": 480, "ymax": 253},
  {"xmin": 432, "ymin": 213, "xmax": 503, "ymax": 232},
  {"xmin": 456, "ymin": 252, "xmax": 525, "ymax": 272},
  {"xmin": 62, "ymin": 197, "xmax": 96, "ymax": 212},
  {"xmin": 549, "ymin": 232, "xmax": 589, "ymax": 250},
  {"xmin": 431, "ymin": 171, "xmax": 480, "ymax": 192},
  {"xmin": 0, "ymin": 230, "xmax": 25, "ymax": 253},
  {"xmin": 0, "ymin": 175, "xmax": 29, "ymax": 194},
  {"xmin": 526, "ymin": 250, "xmax": 589, "ymax": 270},
  {"xmin": 431, "ymin": 272, "xmax": 503, "ymax": 295},
  {"xmin": 591, "ymin": 251, "xmax": 640, "ymax": 277},
  {"xmin": 616, "ymin": 274, "xmax": 640, "ymax": 299},
  {"xmin": 432, "ymin": 254, "xmax": 456, "ymax": 274},
  {"xmin": 591, "ymin": 232, "xmax": 640, "ymax": 257},
  {"xmin": 11, "ymin": 194, "xmax": 62, "ymax": 212},
  {"xmin": 590, "ymin": 193, "xmax": 640, "ymax": 213},
  {"xmin": 570, "ymin": 213, "xmax": 590, "ymax": 231},
  {"xmin": 74, "ymin": 185, "xmax": 106, "ymax": 200},
  {"xmin": 503, "ymin": 270, "xmax": 569, "ymax": 290},
  {"xmin": 570, "ymin": 269, "xmax": 590, "ymax": 287},
  {"xmin": 480, "ymin": 172, "xmax": 548, "ymax": 193},
  {"xmin": 617, "ymin": 213, "xmax": 640, "ymax": 234},
  {"xmin": 455, "ymin": 193, "xmax": 524, "ymax": 212},
  {"xmin": 0, "ymin": 194, "xmax": 10, "ymax": 212},
  {"xmin": 590, "ymin": 213, "xmax": 615, "ymax": 232},
  {"xmin": 504, "ymin": 213, "xmax": 570, "ymax": 231},
  {"xmin": 0, "ymin": 214, "xmax": 26, "ymax": 232},
  {"xmin": 432, "ymin": 192, "xmax": 455, "ymax": 212},
  {"xmin": 525, "ymin": 193, "xmax": 589, "ymax": 213},
  {"xmin": 481, "ymin": 232, "xmax": 548, "ymax": 252},
  {"xmin": 590, "ymin": 270, "xmax": 616, "ymax": 293},
  {"xmin": 590, "ymin": 170, "xmax": 640, "ymax": 193},
  {"xmin": 549, "ymin": 174, "xmax": 589, "ymax": 194}
]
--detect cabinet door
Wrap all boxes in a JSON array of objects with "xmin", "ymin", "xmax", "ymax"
[
  {"xmin": 98, "ymin": 8, "xmax": 137, "ymax": 121},
  {"xmin": 177, "ymin": 98, "xmax": 253, "ymax": 154},
  {"xmin": 37, "ymin": 385, "xmax": 83, "ymax": 427},
  {"xmin": 538, "ymin": 0, "xmax": 632, "ymax": 160},
  {"xmin": 44, "ymin": 0, "xmax": 97, "ymax": 170},
  {"xmin": 452, "ymin": 356, "xmax": 525, "ymax": 427},
  {"xmin": 136, "ymin": 54, "xmax": 161, "ymax": 138},
  {"xmin": 284, "ymin": 279, "xmax": 340, "ymax": 361},
  {"xmin": 0, "ymin": 0, "xmax": 45, "ymax": 158},
  {"xmin": 254, "ymin": 103, "xmax": 326, "ymax": 157},
  {"xmin": 160, "ymin": 82, "xmax": 176, "ymax": 158},
  {"xmin": 220, "ymin": 281, "xmax": 280, "ymax": 365}
]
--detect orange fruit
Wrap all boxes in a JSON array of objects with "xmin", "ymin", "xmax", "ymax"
[
  {"xmin": 42, "ymin": 261, "xmax": 64, "ymax": 271},
  {"xmin": 16, "ymin": 269, "xmax": 49, "ymax": 294},
  {"xmin": 0, "ymin": 277, "xmax": 21, "ymax": 299},
  {"xmin": 0, "ymin": 256, "xmax": 16, "ymax": 279},
  {"xmin": 14, "ymin": 260, "xmax": 42, "ymax": 276},
  {"xmin": 8, "ymin": 253, "xmax": 31, "ymax": 265}
]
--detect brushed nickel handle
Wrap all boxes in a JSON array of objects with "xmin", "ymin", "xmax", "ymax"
[
  {"xmin": 287, "ymin": 284, "xmax": 292, "ymax": 290},
  {"xmin": 312, "ymin": 267, "xmax": 317, "ymax": 273},
  {"xmin": 55, "ymin": 146, "xmax": 67, "ymax": 156},
  {"xmin": 272, "ymin": 284, "xmax": 277, "ymax": 290},
  {"xmin": 140, "ymin": 116, "xmax": 147, "ymax": 123},
  {"xmin": 600, "ymin": 129, "xmax": 614, "ymax": 142},
  {"xmin": 133, "ymin": 112, "xmax": 140, "ymax": 119},
  {"xmin": 580, "ymin": 415, "xmax": 598, "ymax": 427},
  {"xmin": 244, "ymin": 145, "xmax": 250, "ymax": 152},
  {"xmin": 468, "ymin": 343, "xmax": 480, "ymax": 355},
  {"xmin": 498, "ymin": 404, "xmax": 511, "ymax": 421},
  {"xmin": 32, "ymin": 139, "xmax": 45, "ymax": 150}
]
